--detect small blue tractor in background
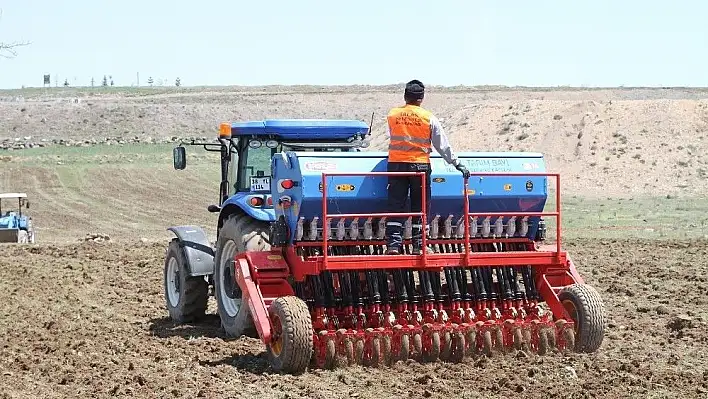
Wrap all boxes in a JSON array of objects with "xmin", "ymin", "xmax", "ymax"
[
  {"xmin": 164, "ymin": 119, "xmax": 372, "ymax": 336},
  {"xmin": 0, "ymin": 192, "xmax": 35, "ymax": 244}
]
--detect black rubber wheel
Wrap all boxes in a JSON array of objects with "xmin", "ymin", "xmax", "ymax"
[
  {"xmin": 317, "ymin": 331, "xmax": 337, "ymax": 370},
  {"xmin": 423, "ymin": 330, "xmax": 441, "ymax": 362},
  {"xmin": 557, "ymin": 283, "xmax": 607, "ymax": 353},
  {"xmin": 164, "ymin": 239, "xmax": 209, "ymax": 323},
  {"xmin": 355, "ymin": 339, "xmax": 365, "ymax": 364},
  {"xmin": 537, "ymin": 329, "xmax": 548, "ymax": 355},
  {"xmin": 439, "ymin": 331, "xmax": 452, "ymax": 361},
  {"xmin": 398, "ymin": 334, "xmax": 410, "ymax": 362},
  {"xmin": 513, "ymin": 328, "xmax": 524, "ymax": 350},
  {"xmin": 482, "ymin": 330, "xmax": 493, "ymax": 357},
  {"xmin": 344, "ymin": 338, "xmax": 355, "ymax": 365},
  {"xmin": 369, "ymin": 337, "xmax": 381, "ymax": 367},
  {"xmin": 214, "ymin": 213, "xmax": 271, "ymax": 338},
  {"xmin": 465, "ymin": 329, "xmax": 477, "ymax": 356},
  {"xmin": 449, "ymin": 331, "xmax": 465, "ymax": 363},
  {"xmin": 412, "ymin": 333, "xmax": 423, "ymax": 360},
  {"xmin": 17, "ymin": 230, "xmax": 28, "ymax": 244},
  {"xmin": 382, "ymin": 335, "xmax": 392, "ymax": 366},
  {"xmin": 266, "ymin": 296, "xmax": 314, "ymax": 374},
  {"xmin": 27, "ymin": 218, "xmax": 36, "ymax": 243}
]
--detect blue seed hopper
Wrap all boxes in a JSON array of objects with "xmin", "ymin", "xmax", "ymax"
[{"xmin": 271, "ymin": 151, "xmax": 548, "ymax": 243}]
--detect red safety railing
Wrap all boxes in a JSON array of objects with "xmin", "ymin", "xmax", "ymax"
[
  {"xmin": 321, "ymin": 171, "xmax": 429, "ymax": 269},
  {"xmin": 320, "ymin": 171, "xmax": 562, "ymax": 270},
  {"xmin": 459, "ymin": 172, "xmax": 562, "ymax": 262}
]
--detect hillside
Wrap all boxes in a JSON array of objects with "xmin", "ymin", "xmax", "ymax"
[{"xmin": 2, "ymin": 86, "xmax": 708, "ymax": 198}]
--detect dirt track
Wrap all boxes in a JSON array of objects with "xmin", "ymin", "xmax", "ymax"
[{"xmin": 1, "ymin": 239, "xmax": 706, "ymax": 399}]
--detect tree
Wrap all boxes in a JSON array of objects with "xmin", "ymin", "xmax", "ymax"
[
  {"xmin": 0, "ymin": 9, "xmax": 30, "ymax": 58},
  {"xmin": 147, "ymin": 76, "xmax": 154, "ymax": 86},
  {"xmin": 102, "ymin": 75, "xmax": 108, "ymax": 87},
  {"xmin": 175, "ymin": 77, "xmax": 181, "ymax": 87},
  {"xmin": 0, "ymin": 40, "xmax": 28, "ymax": 58}
]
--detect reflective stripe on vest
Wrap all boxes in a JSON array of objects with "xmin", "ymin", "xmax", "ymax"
[{"xmin": 387, "ymin": 105, "xmax": 433, "ymax": 163}]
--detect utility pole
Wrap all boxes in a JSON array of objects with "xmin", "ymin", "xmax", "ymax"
[{"xmin": 137, "ymin": 72, "xmax": 140, "ymax": 87}]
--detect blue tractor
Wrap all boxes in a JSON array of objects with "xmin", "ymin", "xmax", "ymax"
[
  {"xmin": 163, "ymin": 119, "xmax": 606, "ymax": 372},
  {"xmin": 164, "ymin": 119, "xmax": 373, "ymax": 336},
  {"xmin": 0, "ymin": 192, "xmax": 35, "ymax": 244}
]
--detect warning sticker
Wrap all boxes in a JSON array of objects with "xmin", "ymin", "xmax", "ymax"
[
  {"xmin": 304, "ymin": 161, "xmax": 337, "ymax": 171},
  {"xmin": 336, "ymin": 184, "xmax": 355, "ymax": 192}
]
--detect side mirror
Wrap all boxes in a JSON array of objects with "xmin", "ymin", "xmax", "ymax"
[{"xmin": 173, "ymin": 146, "xmax": 186, "ymax": 170}]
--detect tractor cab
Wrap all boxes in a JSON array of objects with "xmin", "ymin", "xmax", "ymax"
[
  {"xmin": 172, "ymin": 119, "xmax": 371, "ymax": 220},
  {"xmin": 227, "ymin": 120, "xmax": 370, "ymax": 195},
  {"xmin": 0, "ymin": 192, "xmax": 35, "ymax": 244}
]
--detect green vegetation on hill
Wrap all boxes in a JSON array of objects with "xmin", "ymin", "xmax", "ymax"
[
  {"xmin": 543, "ymin": 195, "xmax": 708, "ymax": 240},
  {"xmin": 1, "ymin": 143, "xmax": 705, "ymax": 243}
]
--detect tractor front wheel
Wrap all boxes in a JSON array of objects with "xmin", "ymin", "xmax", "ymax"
[
  {"xmin": 164, "ymin": 239, "xmax": 209, "ymax": 323},
  {"xmin": 214, "ymin": 213, "xmax": 271, "ymax": 338},
  {"xmin": 266, "ymin": 296, "xmax": 313, "ymax": 374},
  {"xmin": 557, "ymin": 283, "xmax": 607, "ymax": 353}
]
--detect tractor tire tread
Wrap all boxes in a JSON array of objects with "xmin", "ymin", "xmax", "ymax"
[
  {"xmin": 17, "ymin": 230, "xmax": 28, "ymax": 244},
  {"xmin": 165, "ymin": 239, "xmax": 208, "ymax": 323},
  {"xmin": 268, "ymin": 296, "xmax": 313, "ymax": 374},
  {"xmin": 241, "ymin": 218, "xmax": 270, "ymax": 251},
  {"xmin": 214, "ymin": 213, "xmax": 271, "ymax": 338},
  {"xmin": 558, "ymin": 283, "xmax": 606, "ymax": 353}
]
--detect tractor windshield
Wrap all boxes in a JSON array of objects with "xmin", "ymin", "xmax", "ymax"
[
  {"xmin": 240, "ymin": 144, "xmax": 273, "ymax": 192},
  {"xmin": 234, "ymin": 138, "xmax": 362, "ymax": 193}
]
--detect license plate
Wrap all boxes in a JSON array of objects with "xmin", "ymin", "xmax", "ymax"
[{"xmin": 250, "ymin": 177, "xmax": 270, "ymax": 192}]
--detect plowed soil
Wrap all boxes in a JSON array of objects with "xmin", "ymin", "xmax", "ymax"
[
  {"xmin": 1, "ymin": 238, "xmax": 707, "ymax": 399},
  {"xmin": 2, "ymin": 86, "xmax": 708, "ymax": 398}
]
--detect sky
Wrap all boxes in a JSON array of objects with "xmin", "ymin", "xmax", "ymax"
[{"xmin": 0, "ymin": 0, "xmax": 706, "ymax": 89}]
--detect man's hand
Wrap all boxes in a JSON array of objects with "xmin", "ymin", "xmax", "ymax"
[{"xmin": 455, "ymin": 162, "xmax": 470, "ymax": 179}]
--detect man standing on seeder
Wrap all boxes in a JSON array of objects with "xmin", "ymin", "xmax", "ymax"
[{"xmin": 385, "ymin": 79, "xmax": 470, "ymax": 255}]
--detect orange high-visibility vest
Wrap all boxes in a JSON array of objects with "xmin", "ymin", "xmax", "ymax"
[{"xmin": 387, "ymin": 104, "xmax": 433, "ymax": 163}]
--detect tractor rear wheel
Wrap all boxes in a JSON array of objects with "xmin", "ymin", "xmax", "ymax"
[
  {"xmin": 214, "ymin": 213, "xmax": 271, "ymax": 338},
  {"xmin": 27, "ymin": 219, "xmax": 35, "ymax": 243},
  {"xmin": 164, "ymin": 239, "xmax": 209, "ymax": 322},
  {"xmin": 557, "ymin": 283, "xmax": 606, "ymax": 353},
  {"xmin": 266, "ymin": 296, "xmax": 313, "ymax": 374}
]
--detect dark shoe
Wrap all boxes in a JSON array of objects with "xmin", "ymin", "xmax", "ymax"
[
  {"xmin": 412, "ymin": 246, "xmax": 434, "ymax": 255},
  {"xmin": 385, "ymin": 246, "xmax": 401, "ymax": 255}
]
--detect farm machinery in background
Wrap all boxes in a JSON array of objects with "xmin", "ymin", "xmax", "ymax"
[
  {"xmin": 163, "ymin": 119, "xmax": 606, "ymax": 373},
  {"xmin": 0, "ymin": 193, "xmax": 35, "ymax": 244}
]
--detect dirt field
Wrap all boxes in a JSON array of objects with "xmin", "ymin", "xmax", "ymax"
[
  {"xmin": 1, "ymin": 85, "xmax": 708, "ymax": 398},
  {"xmin": 1, "ymin": 238, "xmax": 706, "ymax": 399}
]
